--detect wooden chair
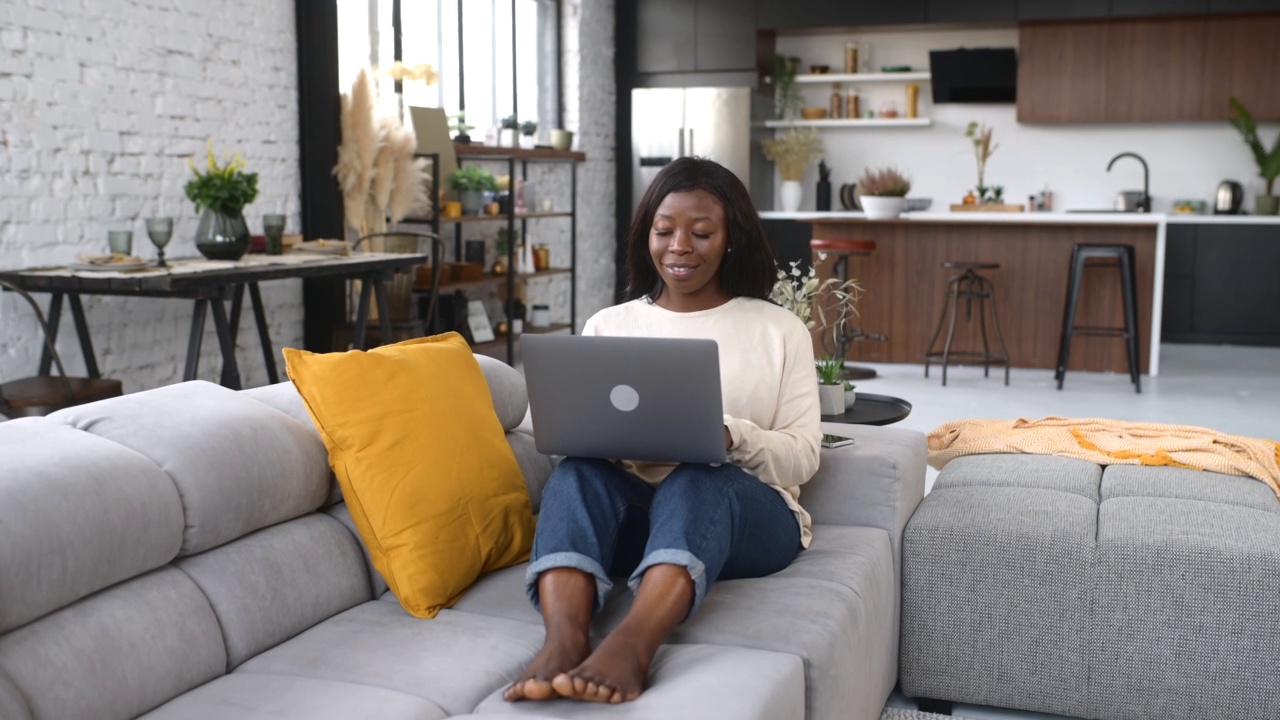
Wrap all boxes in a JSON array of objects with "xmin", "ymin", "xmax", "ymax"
[{"xmin": 0, "ymin": 280, "xmax": 123, "ymax": 418}]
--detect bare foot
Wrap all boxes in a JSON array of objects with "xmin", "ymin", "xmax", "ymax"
[
  {"xmin": 550, "ymin": 628, "xmax": 650, "ymax": 704},
  {"xmin": 504, "ymin": 631, "xmax": 592, "ymax": 701}
]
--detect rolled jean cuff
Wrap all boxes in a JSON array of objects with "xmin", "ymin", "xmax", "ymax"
[
  {"xmin": 525, "ymin": 552, "xmax": 613, "ymax": 615},
  {"xmin": 627, "ymin": 549, "xmax": 708, "ymax": 620}
]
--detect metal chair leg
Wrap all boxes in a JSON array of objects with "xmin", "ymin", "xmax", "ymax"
[
  {"xmin": 1057, "ymin": 252, "xmax": 1086, "ymax": 390},
  {"xmin": 1120, "ymin": 248, "xmax": 1141, "ymax": 393},
  {"xmin": 925, "ymin": 275, "xmax": 960, "ymax": 378},
  {"xmin": 940, "ymin": 282, "xmax": 962, "ymax": 387},
  {"xmin": 986, "ymin": 275, "xmax": 1012, "ymax": 386}
]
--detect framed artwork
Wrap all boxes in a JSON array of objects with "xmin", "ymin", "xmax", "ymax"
[
  {"xmin": 466, "ymin": 299, "xmax": 495, "ymax": 344},
  {"xmin": 464, "ymin": 239, "xmax": 486, "ymax": 266}
]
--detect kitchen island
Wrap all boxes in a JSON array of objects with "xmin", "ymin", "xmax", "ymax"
[
  {"xmin": 762, "ymin": 211, "xmax": 1280, "ymax": 377},
  {"xmin": 762, "ymin": 211, "xmax": 1175, "ymax": 376}
]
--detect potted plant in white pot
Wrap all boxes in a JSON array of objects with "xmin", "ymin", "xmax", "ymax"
[
  {"xmin": 762, "ymin": 128, "xmax": 824, "ymax": 213},
  {"xmin": 843, "ymin": 380, "xmax": 857, "ymax": 409},
  {"xmin": 815, "ymin": 355, "xmax": 845, "ymax": 415},
  {"xmin": 1228, "ymin": 96, "xmax": 1280, "ymax": 216},
  {"xmin": 857, "ymin": 166, "xmax": 912, "ymax": 219},
  {"xmin": 449, "ymin": 166, "xmax": 497, "ymax": 216}
]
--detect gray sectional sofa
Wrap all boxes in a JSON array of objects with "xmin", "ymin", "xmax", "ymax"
[
  {"xmin": 0, "ymin": 355, "xmax": 926, "ymax": 720},
  {"xmin": 900, "ymin": 453, "xmax": 1280, "ymax": 720}
]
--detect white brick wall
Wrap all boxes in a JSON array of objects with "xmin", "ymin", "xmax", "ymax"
[{"xmin": 0, "ymin": 0, "xmax": 301, "ymax": 393}]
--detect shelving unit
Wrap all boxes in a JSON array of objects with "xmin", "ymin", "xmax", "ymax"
[
  {"xmin": 409, "ymin": 143, "xmax": 584, "ymax": 362},
  {"xmin": 793, "ymin": 71, "xmax": 931, "ymax": 84},
  {"xmin": 764, "ymin": 118, "xmax": 932, "ymax": 129}
]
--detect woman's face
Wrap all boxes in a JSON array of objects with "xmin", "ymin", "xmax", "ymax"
[{"xmin": 648, "ymin": 189, "xmax": 730, "ymax": 312}]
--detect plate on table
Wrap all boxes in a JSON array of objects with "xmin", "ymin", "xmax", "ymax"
[
  {"xmin": 292, "ymin": 240, "xmax": 352, "ymax": 255},
  {"xmin": 69, "ymin": 257, "xmax": 151, "ymax": 272}
]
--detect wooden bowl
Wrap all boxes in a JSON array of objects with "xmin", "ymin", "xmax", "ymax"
[{"xmin": 800, "ymin": 107, "xmax": 828, "ymax": 120}]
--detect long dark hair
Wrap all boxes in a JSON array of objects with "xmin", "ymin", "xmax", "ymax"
[{"xmin": 624, "ymin": 157, "xmax": 776, "ymax": 302}]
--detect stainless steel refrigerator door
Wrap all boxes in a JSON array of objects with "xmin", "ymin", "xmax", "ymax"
[
  {"xmin": 631, "ymin": 88, "xmax": 686, "ymax": 209},
  {"xmin": 682, "ymin": 87, "xmax": 751, "ymax": 187}
]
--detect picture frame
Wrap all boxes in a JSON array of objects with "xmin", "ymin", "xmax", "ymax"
[
  {"xmin": 466, "ymin": 299, "xmax": 495, "ymax": 344},
  {"xmin": 464, "ymin": 239, "xmax": 486, "ymax": 266}
]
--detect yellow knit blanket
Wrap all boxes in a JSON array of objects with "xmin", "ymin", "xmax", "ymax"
[{"xmin": 927, "ymin": 417, "xmax": 1280, "ymax": 502}]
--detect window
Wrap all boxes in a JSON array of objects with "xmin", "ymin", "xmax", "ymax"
[{"xmin": 336, "ymin": 0, "xmax": 560, "ymax": 140}]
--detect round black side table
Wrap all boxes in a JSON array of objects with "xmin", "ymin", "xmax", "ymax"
[{"xmin": 819, "ymin": 393, "xmax": 912, "ymax": 426}]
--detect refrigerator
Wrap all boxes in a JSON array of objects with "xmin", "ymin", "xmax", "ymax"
[{"xmin": 630, "ymin": 87, "xmax": 753, "ymax": 210}]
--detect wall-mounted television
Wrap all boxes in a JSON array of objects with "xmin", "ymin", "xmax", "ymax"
[{"xmin": 929, "ymin": 48, "xmax": 1017, "ymax": 103}]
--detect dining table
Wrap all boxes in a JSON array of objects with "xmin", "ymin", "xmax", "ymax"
[{"xmin": 0, "ymin": 251, "xmax": 428, "ymax": 390}]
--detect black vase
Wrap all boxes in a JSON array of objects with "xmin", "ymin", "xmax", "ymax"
[
  {"xmin": 816, "ymin": 178, "xmax": 832, "ymax": 212},
  {"xmin": 195, "ymin": 209, "xmax": 250, "ymax": 261}
]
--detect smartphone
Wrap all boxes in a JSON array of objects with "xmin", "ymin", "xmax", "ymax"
[{"xmin": 821, "ymin": 433, "xmax": 854, "ymax": 449}]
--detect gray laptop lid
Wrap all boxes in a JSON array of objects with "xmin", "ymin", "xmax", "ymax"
[{"xmin": 521, "ymin": 334, "xmax": 725, "ymax": 464}]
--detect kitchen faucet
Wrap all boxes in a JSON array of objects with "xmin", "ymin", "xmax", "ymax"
[{"xmin": 1107, "ymin": 152, "xmax": 1150, "ymax": 212}]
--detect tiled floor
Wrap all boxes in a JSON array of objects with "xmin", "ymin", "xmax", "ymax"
[{"xmin": 823, "ymin": 343, "xmax": 1280, "ymax": 492}]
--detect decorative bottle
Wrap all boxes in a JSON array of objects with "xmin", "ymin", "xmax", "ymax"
[{"xmin": 830, "ymin": 83, "xmax": 843, "ymax": 119}]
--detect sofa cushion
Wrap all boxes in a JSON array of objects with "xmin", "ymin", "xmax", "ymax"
[
  {"xmin": 475, "ymin": 353, "xmax": 530, "ymax": 432},
  {"xmin": 1090, "ymin": 466, "xmax": 1280, "ymax": 720},
  {"xmin": 0, "ymin": 418, "xmax": 183, "ymax": 633},
  {"xmin": 901, "ymin": 476, "xmax": 1099, "ymax": 717},
  {"xmin": 0, "ymin": 568, "xmax": 226, "ymax": 720},
  {"xmin": 140, "ymin": 673, "xmax": 449, "ymax": 720},
  {"xmin": 468, "ymin": 644, "xmax": 805, "ymax": 720},
  {"xmin": 932, "ymin": 453, "xmax": 1102, "ymax": 501},
  {"xmin": 328, "ymin": 502, "xmax": 390, "ymax": 598},
  {"xmin": 176, "ymin": 514, "xmax": 373, "ymax": 669},
  {"xmin": 234, "ymin": 600, "xmax": 545, "ymax": 716},
  {"xmin": 508, "ymin": 430, "xmax": 554, "ymax": 513},
  {"xmin": 0, "ymin": 668, "xmax": 31, "ymax": 720},
  {"xmin": 49, "ymin": 380, "xmax": 331, "ymax": 556},
  {"xmin": 283, "ymin": 333, "xmax": 535, "ymax": 619},
  {"xmin": 593, "ymin": 525, "xmax": 896, "ymax": 720}
]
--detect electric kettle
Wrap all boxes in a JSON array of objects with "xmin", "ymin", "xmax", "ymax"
[{"xmin": 1215, "ymin": 181, "xmax": 1244, "ymax": 214}]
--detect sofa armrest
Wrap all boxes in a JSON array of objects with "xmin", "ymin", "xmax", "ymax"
[{"xmin": 804, "ymin": 424, "xmax": 926, "ymax": 576}]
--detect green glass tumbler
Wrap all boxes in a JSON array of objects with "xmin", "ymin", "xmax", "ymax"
[{"xmin": 263, "ymin": 214, "xmax": 286, "ymax": 256}]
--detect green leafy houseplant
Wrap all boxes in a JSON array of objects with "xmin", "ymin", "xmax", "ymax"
[
  {"xmin": 1228, "ymin": 96, "xmax": 1280, "ymax": 213},
  {"xmin": 184, "ymin": 141, "xmax": 259, "ymax": 215},
  {"xmin": 770, "ymin": 254, "xmax": 864, "ymax": 353},
  {"xmin": 448, "ymin": 166, "xmax": 498, "ymax": 192},
  {"xmin": 769, "ymin": 55, "xmax": 802, "ymax": 120},
  {"xmin": 520, "ymin": 120, "xmax": 537, "ymax": 136},
  {"xmin": 815, "ymin": 355, "xmax": 844, "ymax": 385}
]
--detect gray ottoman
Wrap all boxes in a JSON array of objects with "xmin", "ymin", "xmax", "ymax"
[{"xmin": 900, "ymin": 454, "xmax": 1280, "ymax": 720}]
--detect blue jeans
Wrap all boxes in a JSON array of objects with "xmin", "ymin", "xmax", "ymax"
[{"xmin": 524, "ymin": 457, "xmax": 802, "ymax": 619}]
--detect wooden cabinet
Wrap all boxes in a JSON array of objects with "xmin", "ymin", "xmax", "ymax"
[
  {"xmin": 1103, "ymin": 18, "xmax": 1206, "ymax": 122},
  {"xmin": 636, "ymin": 0, "xmax": 755, "ymax": 75},
  {"xmin": 756, "ymin": 0, "xmax": 925, "ymax": 28},
  {"xmin": 1019, "ymin": 14, "xmax": 1280, "ymax": 122},
  {"xmin": 1209, "ymin": 0, "xmax": 1280, "ymax": 10},
  {"xmin": 1017, "ymin": 22, "xmax": 1107, "ymax": 123},
  {"xmin": 1162, "ymin": 223, "xmax": 1280, "ymax": 346},
  {"xmin": 1200, "ymin": 14, "xmax": 1280, "ymax": 119},
  {"xmin": 926, "ymin": 0, "xmax": 1014, "ymax": 23},
  {"xmin": 1017, "ymin": 0, "xmax": 1109, "ymax": 20},
  {"xmin": 1109, "ymin": 0, "xmax": 1209, "ymax": 17},
  {"xmin": 636, "ymin": 0, "xmax": 696, "ymax": 74}
]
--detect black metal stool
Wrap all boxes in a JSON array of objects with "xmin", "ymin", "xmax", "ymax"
[
  {"xmin": 811, "ymin": 237, "xmax": 878, "ymax": 380},
  {"xmin": 1054, "ymin": 244, "xmax": 1141, "ymax": 393},
  {"xmin": 924, "ymin": 261, "xmax": 1010, "ymax": 386}
]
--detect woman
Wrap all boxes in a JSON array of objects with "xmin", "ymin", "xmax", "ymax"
[{"xmin": 505, "ymin": 157, "xmax": 821, "ymax": 704}]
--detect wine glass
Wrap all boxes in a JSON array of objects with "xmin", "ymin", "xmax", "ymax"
[
  {"xmin": 263, "ymin": 214, "xmax": 286, "ymax": 255},
  {"xmin": 145, "ymin": 217, "xmax": 174, "ymax": 267}
]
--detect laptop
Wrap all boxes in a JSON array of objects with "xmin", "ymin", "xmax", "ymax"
[{"xmin": 521, "ymin": 334, "xmax": 726, "ymax": 464}]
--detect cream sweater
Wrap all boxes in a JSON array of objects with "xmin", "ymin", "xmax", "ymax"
[{"xmin": 582, "ymin": 296, "xmax": 822, "ymax": 546}]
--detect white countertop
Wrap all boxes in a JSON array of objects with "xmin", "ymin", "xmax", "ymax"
[{"xmin": 758, "ymin": 210, "xmax": 1280, "ymax": 226}]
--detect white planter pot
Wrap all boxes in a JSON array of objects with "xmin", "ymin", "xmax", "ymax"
[
  {"xmin": 844, "ymin": 387, "xmax": 857, "ymax": 409},
  {"xmin": 780, "ymin": 180, "xmax": 803, "ymax": 213},
  {"xmin": 498, "ymin": 128, "xmax": 518, "ymax": 147},
  {"xmin": 860, "ymin": 196, "xmax": 905, "ymax": 219},
  {"xmin": 818, "ymin": 383, "xmax": 844, "ymax": 416}
]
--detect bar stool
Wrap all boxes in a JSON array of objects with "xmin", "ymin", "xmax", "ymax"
[
  {"xmin": 924, "ymin": 262, "xmax": 1010, "ymax": 386},
  {"xmin": 1055, "ymin": 244, "xmax": 1141, "ymax": 393},
  {"xmin": 810, "ymin": 238, "xmax": 877, "ymax": 380}
]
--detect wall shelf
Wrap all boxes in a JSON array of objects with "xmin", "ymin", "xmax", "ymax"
[
  {"xmin": 793, "ymin": 71, "xmax": 931, "ymax": 84},
  {"xmin": 764, "ymin": 118, "xmax": 932, "ymax": 129}
]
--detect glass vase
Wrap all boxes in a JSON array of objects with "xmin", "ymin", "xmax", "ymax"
[{"xmin": 195, "ymin": 208, "xmax": 250, "ymax": 261}]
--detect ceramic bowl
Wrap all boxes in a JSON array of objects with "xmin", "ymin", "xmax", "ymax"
[{"xmin": 800, "ymin": 107, "xmax": 828, "ymax": 120}]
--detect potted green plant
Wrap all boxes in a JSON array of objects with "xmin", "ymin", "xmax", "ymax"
[
  {"xmin": 449, "ymin": 166, "xmax": 497, "ymax": 216},
  {"xmin": 768, "ymin": 54, "xmax": 803, "ymax": 120},
  {"xmin": 761, "ymin": 128, "xmax": 824, "ymax": 212},
  {"xmin": 856, "ymin": 166, "xmax": 912, "ymax": 219},
  {"xmin": 185, "ymin": 140, "xmax": 259, "ymax": 260},
  {"xmin": 449, "ymin": 111, "xmax": 474, "ymax": 144},
  {"xmin": 519, "ymin": 120, "xmax": 538, "ymax": 149},
  {"xmin": 493, "ymin": 226, "xmax": 520, "ymax": 274},
  {"xmin": 815, "ymin": 355, "xmax": 845, "ymax": 415},
  {"xmin": 498, "ymin": 115, "xmax": 519, "ymax": 148},
  {"xmin": 843, "ymin": 380, "xmax": 857, "ymax": 410},
  {"xmin": 1228, "ymin": 96, "xmax": 1280, "ymax": 215}
]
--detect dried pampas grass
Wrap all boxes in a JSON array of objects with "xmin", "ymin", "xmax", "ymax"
[{"xmin": 388, "ymin": 124, "xmax": 429, "ymax": 223}]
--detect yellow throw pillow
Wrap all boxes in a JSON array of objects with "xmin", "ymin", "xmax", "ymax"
[{"xmin": 283, "ymin": 332, "xmax": 535, "ymax": 618}]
